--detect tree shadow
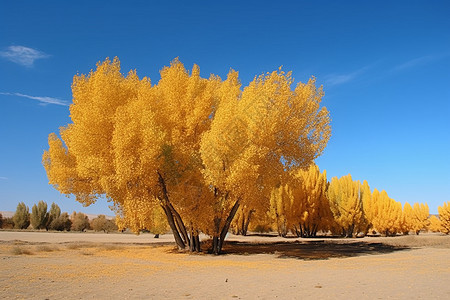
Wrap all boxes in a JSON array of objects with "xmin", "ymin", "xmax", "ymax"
[{"xmin": 218, "ymin": 240, "xmax": 411, "ymax": 260}]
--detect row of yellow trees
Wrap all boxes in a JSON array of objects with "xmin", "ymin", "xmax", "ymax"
[{"xmin": 232, "ymin": 164, "xmax": 450, "ymax": 237}]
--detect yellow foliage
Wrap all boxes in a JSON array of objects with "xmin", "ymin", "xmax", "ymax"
[
  {"xmin": 231, "ymin": 205, "xmax": 260, "ymax": 235},
  {"xmin": 400, "ymin": 202, "xmax": 414, "ymax": 234},
  {"xmin": 327, "ymin": 174, "xmax": 366, "ymax": 237},
  {"xmin": 427, "ymin": 215, "xmax": 442, "ymax": 233},
  {"xmin": 269, "ymin": 184, "xmax": 292, "ymax": 237},
  {"xmin": 411, "ymin": 203, "xmax": 430, "ymax": 235},
  {"xmin": 43, "ymin": 58, "xmax": 331, "ymax": 252},
  {"xmin": 366, "ymin": 189, "xmax": 402, "ymax": 236},
  {"xmin": 438, "ymin": 202, "xmax": 450, "ymax": 234},
  {"xmin": 360, "ymin": 180, "xmax": 373, "ymax": 233},
  {"xmin": 288, "ymin": 164, "xmax": 332, "ymax": 237},
  {"xmin": 200, "ymin": 70, "xmax": 330, "ymax": 201}
]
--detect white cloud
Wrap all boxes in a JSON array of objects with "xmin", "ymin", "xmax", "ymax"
[
  {"xmin": 0, "ymin": 45, "xmax": 49, "ymax": 67},
  {"xmin": 0, "ymin": 177, "xmax": 7, "ymax": 180},
  {"xmin": 392, "ymin": 54, "xmax": 443, "ymax": 72},
  {"xmin": 0, "ymin": 92, "xmax": 69, "ymax": 106},
  {"xmin": 325, "ymin": 73, "xmax": 356, "ymax": 86},
  {"xmin": 324, "ymin": 64, "xmax": 372, "ymax": 87}
]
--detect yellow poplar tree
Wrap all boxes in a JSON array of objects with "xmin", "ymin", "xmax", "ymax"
[
  {"xmin": 411, "ymin": 203, "xmax": 430, "ymax": 235},
  {"xmin": 400, "ymin": 202, "xmax": 413, "ymax": 235},
  {"xmin": 438, "ymin": 202, "xmax": 450, "ymax": 234},
  {"xmin": 289, "ymin": 164, "xmax": 332, "ymax": 237},
  {"xmin": 43, "ymin": 58, "xmax": 331, "ymax": 254},
  {"xmin": 360, "ymin": 180, "xmax": 372, "ymax": 234},
  {"xmin": 269, "ymin": 184, "xmax": 292, "ymax": 237},
  {"xmin": 427, "ymin": 215, "xmax": 442, "ymax": 233},
  {"xmin": 366, "ymin": 189, "xmax": 402, "ymax": 236},
  {"xmin": 327, "ymin": 174, "xmax": 366, "ymax": 237}
]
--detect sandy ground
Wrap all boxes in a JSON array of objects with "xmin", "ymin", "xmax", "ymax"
[{"xmin": 1, "ymin": 231, "xmax": 449, "ymax": 299}]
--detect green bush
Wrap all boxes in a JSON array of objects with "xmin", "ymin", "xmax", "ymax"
[
  {"xmin": 31, "ymin": 200, "xmax": 49, "ymax": 230},
  {"xmin": 47, "ymin": 202, "xmax": 61, "ymax": 230},
  {"xmin": 13, "ymin": 202, "xmax": 30, "ymax": 229},
  {"xmin": 50, "ymin": 212, "xmax": 72, "ymax": 231}
]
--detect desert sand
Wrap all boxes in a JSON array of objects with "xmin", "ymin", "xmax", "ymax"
[{"xmin": 1, "ymin": 231, "xmax": 449, "ymax": 299}]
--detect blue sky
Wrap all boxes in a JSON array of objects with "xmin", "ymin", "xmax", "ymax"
[{"xmin": 0, "ymin": 1, "xmax": 449, "ymax": 215}]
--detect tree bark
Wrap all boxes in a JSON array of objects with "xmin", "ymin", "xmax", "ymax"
[
  {"xmin": 194, "ymin": 234, "xmax": 201, "ymax": 252},
  {"xmin": 242, "ymin": 210, "xmax": 254, "ymax": 236},
  {"xmin": 189, "ymin": 227, "xmax": 195, "ymax": 252},
  {"xmin": 157, "ymin": 172, "xmax": 185, "ymax": 250},
  {"xmin": 160, "ymin": 203, "xmax": 185, "ymax": 249},
  {"xmin": 212, "ymin": 236, "xmax": 219, "ymax": 254},
  {"xmin": 168, "ymin": 201, "xmax": 190, "ymax": 246},
  {"xmin": 240, "ymin": 212, "xmax": 246, "ymax": 235},
  {"xmin": 216, "ymin": 199, "xmax": 240, "ymax": 254}
]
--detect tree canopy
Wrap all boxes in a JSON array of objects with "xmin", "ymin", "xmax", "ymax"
[{"xmin": 43, "ymin": 58, "xmax": 331, "ymax": 253}]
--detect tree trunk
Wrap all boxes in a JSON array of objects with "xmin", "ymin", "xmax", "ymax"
[
  {"xmin": 161, "ymin": 203, "xmax": 185, "ymax": 249},
  {"xmin": 211, "ymin": 199, "xmax": 240, "ymax": 255},
  {"xmin": 168, "ymin": 201, "xmax": 190, "ymax": 246},
  {"xmin": 157, "ymin": 172, "xmax": 186, "ymax": 250},
  {"xmin": 212, "ymin": 236, "xmax": 219, "ymax": 255},
  {"xmin": 243, "ymin": 210, "xmax": 254, "ymax": 236},
  {"xmin": 240, "ymin": 213, "xmax": 245, "ymax": 235},
  {"xmin": 313, "ymin": 224, "xmax": 318, "ymax": 237},
  {"xmin": 292, "ymin": 224, "xmax": 300, "ymax": 237},
  {"xmin": 189, "ymin": 227, "xmax": 194, "ymax": 252},
  {"xmin": 194, "ymin": 233, "xmax": 201, "ymax": 252},
  {"xmin": 186, "ymin": 226, "xmax": 201, "ymax": 252}
]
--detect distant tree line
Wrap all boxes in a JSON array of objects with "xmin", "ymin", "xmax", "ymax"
[
  {"xmin": 0, "ymin": 201, "xmax": 118, "ymax": 233},
  {"xmin": 1, "ymin": 198, "xmax": 448, "ymax": 237}
]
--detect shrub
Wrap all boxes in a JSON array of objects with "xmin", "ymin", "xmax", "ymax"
[
  {"xmin": 47, "ymin": 202, "xmax": 61, "ymax": 230},
  {"xmin": 91, "ymin": 215, "xmax": 118, "ymax": 233},
  {"xmin": 70, "ymin": 212, "xmax": 90, "ymax": 231},
  {"xmin": 31, "ymin": 200, "xmax": 49, "ymax": 230},
  {"xmin": 90, "ymin": 215, "xmax": 107, "ymax": 232},
  {"xmin": 1, "ymin": 217, "xmax": 14, "ymax": 229},
  {"xmin": 13, "ymin": 202, "xmax": 30, "ymax": 229},
  {"xmin": 50, "ymin": 212, "xmax": 72, "ymax": 231},
  {"xmin": 11, "ymin": 246, "xmax": 33, "ymax": 255}
]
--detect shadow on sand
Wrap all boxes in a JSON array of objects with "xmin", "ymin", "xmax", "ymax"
[{"xmin": 217, "ymin": 240, "xmax": 411, "ymax": 260}]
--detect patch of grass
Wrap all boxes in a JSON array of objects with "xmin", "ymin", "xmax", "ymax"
[
  {"xmin": 11, "ymin": 246, "xmax": 33, "ymax": 255},
  {"xmin": 80, "ymin": 250, "xmax": 94, "ymax": 256},
  {"xmin": 66, "ymin": 243, "xmax": 81, "ymax": 250},
  {"xmin": 36, "ymin": 245, "xmax": 59, "ymax": 252},
  {"xmin": 98, "ymin": 244, "xmax": 123, "ymax": 251},
  {"xmin": 13, "ymin": 240, "xmax": 26, "ymax": 245},
  {"xmin": 65, "ymin": 242, "xmax": 94, "ymax": 250}
]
